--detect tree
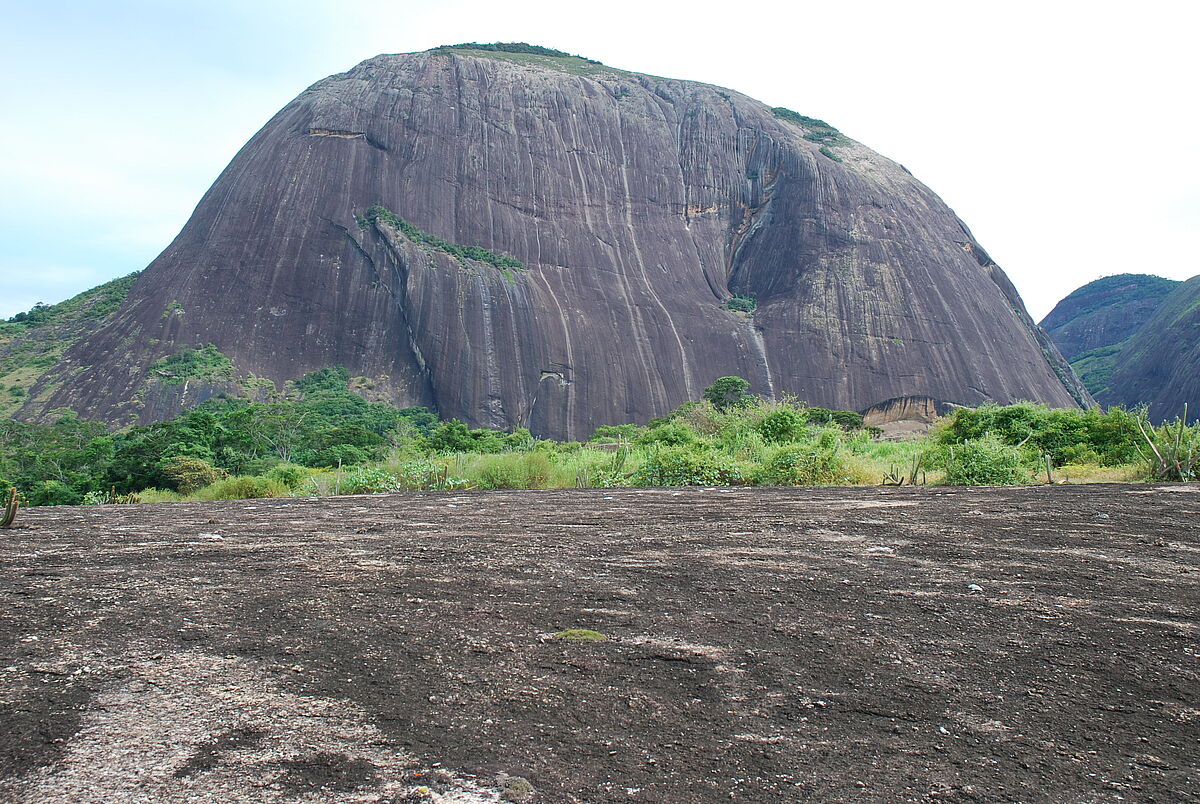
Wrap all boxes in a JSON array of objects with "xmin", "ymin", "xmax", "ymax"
[{"xmin": 703, "ymin": 376, "xmax": 752, "ymax": 410}]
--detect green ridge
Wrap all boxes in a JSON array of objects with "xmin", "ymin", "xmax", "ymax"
[{"xmin": 0, "ymin": 273, "xmax": 139, "ymax": 416}]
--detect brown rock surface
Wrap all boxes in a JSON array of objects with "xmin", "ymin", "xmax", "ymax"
[
  {"xmin": 26, "ymin": 47, "xmax": 1089, "ymax": 436},
  {"xmin": 0, "ymin": 485, "xmax": 1196, "ymax": 801}
]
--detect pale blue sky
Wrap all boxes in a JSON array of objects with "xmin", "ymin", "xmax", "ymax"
[{"xmin": 2, "ymin": 0, "xmax": 1196, "ymax": 320}]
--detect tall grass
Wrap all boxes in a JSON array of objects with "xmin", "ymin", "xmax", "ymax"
[{"xmin": 120, "ymin": 398, "xmax": 1196, "ymax": 502}]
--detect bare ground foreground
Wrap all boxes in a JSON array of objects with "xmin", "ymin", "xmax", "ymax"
[{"xmin": 0, "ymin": 485, "xmax": 1197, "ymax": 803}]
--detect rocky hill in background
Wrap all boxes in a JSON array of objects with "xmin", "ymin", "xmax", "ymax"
[
  {"xmin": 16, "ymin": 44, "xmax": 1088, "ymax": 438},
  {"xmin": 1041, "ymin": 274, "xmax": 1198, "ymax": 422},
  {"xmin": 0, "ymin": 274, "xmax": 138, "ymax": 418},
  {"xmin": 1040, "ymin": 274, "xmax": 1179, "ymax": 362}
]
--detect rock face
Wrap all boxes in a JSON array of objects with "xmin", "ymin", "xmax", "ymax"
[
  {"xmin": 1042, "ymin": 274, "xmax": 1198, "ymax": 421},
  {"xmin": 25, "ymin": 46, "xmax": 1089, "ymax": 438}
]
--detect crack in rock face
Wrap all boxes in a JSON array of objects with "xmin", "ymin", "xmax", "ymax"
[{"xmin": 2, "ymin": 646, "xmax": 502, "ymax": 804}]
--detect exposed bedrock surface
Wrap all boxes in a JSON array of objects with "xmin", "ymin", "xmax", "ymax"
[
  {"xmin": 30, "ymin": 48, "xmax": 1088, "ymax": 437},
  {"xmin": 1, "ymin": 486, "xmax": 1196, "ymax": 801}
]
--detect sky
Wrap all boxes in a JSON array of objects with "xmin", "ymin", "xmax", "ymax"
[{"xmin": 1, "ymin": 0, "xmax": 1196, "ymax": 321}]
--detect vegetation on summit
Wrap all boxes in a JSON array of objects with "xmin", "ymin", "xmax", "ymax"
[
  {"xmin": 0, "ymin": 273, "xmax": 140, "ymax": 417},
  {"xmin": 433, "ymin": 42, "xmax": 602, "ymax": 64}
]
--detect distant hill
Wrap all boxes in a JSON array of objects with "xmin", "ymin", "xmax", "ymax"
[
  {"xmin": 0, "ymin": 274, "xmax": 138, "ymax": 417},
  {"xmin": 1041, "ymin": 274, "xmax": 1179, "ymax": 361},
  {"xmin": 1041, "ymin": 274, "xmax": 1198, "ymax": 421}
]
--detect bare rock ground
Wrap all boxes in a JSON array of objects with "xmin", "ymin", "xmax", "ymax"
[{"xmin": 0, "ymin": 485, "xmax": 1197, "ymax": 802}]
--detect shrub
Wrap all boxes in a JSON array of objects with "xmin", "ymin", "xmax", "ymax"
[
  {"xmin": 937, "ymin": 403, "xmax": 1141, "ymax": 466},
  {"xmin": 702, "ymin": 376, "xmax": 752, "ymax": 410},
  {"xmin": 637, "ymin": 421, "xmax": 700, "ymax": 447},
  {"xmin": 941, "ymin": 434, "xmax": 1031, "ymax": 485},
  {"xmin": 1134, "ymin": 407, "xmax": 1199, "ymax": 481},
  {"xmin": 149, "ymin": 344, "xmax": 233, "ymax": 385},
  {"xmin": 756, "ymin": 408, "xmax": 807, "ymax": 443},
  {"xmin": 340, "ymin": 467, "xmax": 402, "ymax": 494},
  {"xmin": 160, "ymin": 456, "xmax": 228, "ymax": 493},
  {"xmin": 754, "ymin": 439, "xmax": 852, "ymax": 485},
  {"xmin": 27, "ymin": 480, "xmax": 81, "ymax": 506},
  {"xmin": 362, "ymin": 205, "xmax": 523, "ymax": 269},
  {"xmin": 474, "ymin": 452, "xmax": 553, "ymax": 489},
  {"xmin": 265, "ymin": 463, "xmax": 310, "ymax": 490},
  {"xmin": 590, "ymin": 423, "xmax": 641, "ymax": 442},
  {"xmin": 299, "ymin": 444, "xmax": 371, "ymax": 467},
  {"xmin": 633, "ymin": 446, "xmax": 746, "ymax": 486},
  {"xmin": 805, "ymin": 407, "xmax": 864, "ymax": 430},
  {"xmin": 388, "ymin": 459, "xmax": 469, "ymax": 490},
  {"xmin": 196, "ymin": 476, "xmax": 287, "ymax": 500},
  {"xmin": 723, "ymin": 294, "xmax": 757, "ymax": 313},
  {"xmin": 674, "ymin": 400, "xmax": 725, "ymax": 435}
]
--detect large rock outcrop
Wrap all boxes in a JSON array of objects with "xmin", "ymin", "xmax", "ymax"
[{"xmin": 24, "ymin": 46, "xmax": 1089, "ymax": 438}]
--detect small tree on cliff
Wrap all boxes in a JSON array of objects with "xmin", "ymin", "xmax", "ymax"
[{"xmin": 703, "ymin": 376, "xmax": 752, "ymax": 410}]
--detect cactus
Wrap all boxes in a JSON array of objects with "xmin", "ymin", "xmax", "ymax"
[
  {"xmin": 1, "ymin": 488, "xmax": 18, "ymax": 528},
  {"xmin": 882, "ymin": 454, "xmax": 925, "ymax": 487}
]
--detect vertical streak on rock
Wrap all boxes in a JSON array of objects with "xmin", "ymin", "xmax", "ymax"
[
  {"xmin": 473, "ymin": 272, "xmax": 503, "ymax": 425},
  {"xmin": 746, "ymin": 323, "xmax": 776, "ymax": 400},
  {"xmin": 616, "ymin": 131, "xmax": 696, "ymax": 402},
  {"xmin": 532, "ymin": 273, "xmax": 575, "ymax": 434},
  {"xmin": 566, "ymin": 108, "xmax": 659, "ymax": 415}
]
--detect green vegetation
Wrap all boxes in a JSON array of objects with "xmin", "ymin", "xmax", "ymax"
[
  {"xmin": 722, "ymin": 294, "xmax": 757, "ymax": 314},
  {"xmin": 941, "ymin": 434, "xmax": 1030, "ymax": 485},
  {"xmin": 935, "ymin": 402, "xmax": 1142, "ymax": 467},
  {"xmin": 358, "ymin": 205, "xmax": 524, "ymax": 270},
  {"xmin": 149, "ymin": 345, "xmax": 234, "ymax": 385},
  {"xmin": 819, "ymin": 146, "xmax": 843, "ymax": 163},
  {"xmin": 553, "ymin": 629, "xmax": 607, "ymax": 642},
  {"xmin": 1069, "ymin": 342, "xmax": 1124, "ymax": 396},
  {"xmin": 1052, "ymin": 274, "xmax": 1179, "ymax": 322},
  {"xmin": 4, "ymin": 273, "xmax": 139, "ymax": 330},
  {"xmin": 0, "ymin": 273, "xmax": 140, "ymax": 416},
  {"xmin": 431, "ymin": 43, "xmax": 610, "ymax": 77},
  {"xmin": 771, "ymin": 107, "xmax": 848, "ymax": 145},
  {"xmin": 702, "ymin": 376, "xmax": 753, "ymax": 410},
  {"xmin": 0, "ymin": 372, "xmax": 1192, "ymax": 507},
  {"xmin": 434, "ymin": 42, "xmax": 601, "ymax": 64},
  {"xmin": 1135, "ymin": 405, "xmax": 1198, "ymax": 481}
]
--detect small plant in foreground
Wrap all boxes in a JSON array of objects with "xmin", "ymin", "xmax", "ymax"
[
  {"xmin": 1134, "ymin": 404, "xmax": 1198, "ymax": 481},
  {"xmin": 1, "ymin": 488, "xmax": 18, "ymax": 528},
  {"xmin": 553, "ymin": 629, "xmax": 607, "ymax": 642},
  {"xmin": 941, "ymin": 434, "xmax": 1030, "ymax": 486}
]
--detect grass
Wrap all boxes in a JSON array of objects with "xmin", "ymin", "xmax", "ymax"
[
  {"xmin": 553, "ymin": 629, "xmax": 607, "ymax": 642},
  {"xmin": 59, "ymin": 397, "xmax": 1190, "ymax": 507},
  {"xmin": 433, "ymin": 46, "xmax": 617, "ymax": 78}
]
